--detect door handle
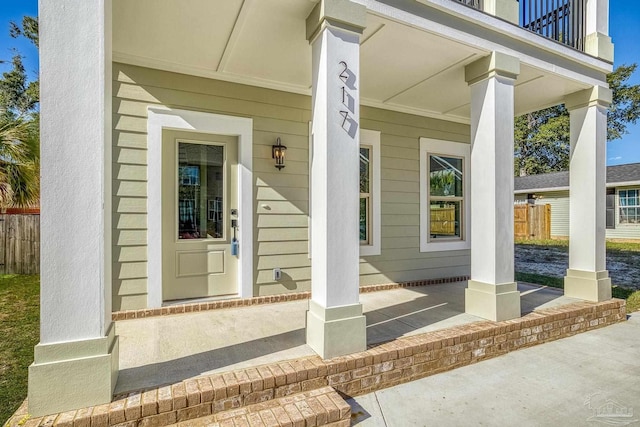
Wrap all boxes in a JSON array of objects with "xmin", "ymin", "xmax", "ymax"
[{"xmin": 231, "ymin": 211, "xmax": 239, "ymax": 256}]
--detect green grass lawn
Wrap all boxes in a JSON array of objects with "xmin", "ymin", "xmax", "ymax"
[
  {"xmin": 0, "ymin": 275, "xmax": 39, "ymax": 425},
  {"xmin": 515, "ymin": 239, "xmax": 640, "ymax": 313},
  {"xmin": 514, "ymin": 238, "xmax": 640, "ymax": 253}
]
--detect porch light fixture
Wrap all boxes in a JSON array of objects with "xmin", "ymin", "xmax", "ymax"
[{"xmin": 272, "ymin": 137, "xmax": 287, "ymax": 170}]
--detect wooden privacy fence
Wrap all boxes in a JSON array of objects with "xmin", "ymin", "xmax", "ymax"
[
  {"xmin": 430, "ymin": 205, "xmax": 456, "ymax": 236},
  {"xmin": 0, "ymin": 214, "xmax": 40, "ymax": 274},
  {"xmin": 514, "ymin": 204, "xmax": 551, "ymax": 240}
]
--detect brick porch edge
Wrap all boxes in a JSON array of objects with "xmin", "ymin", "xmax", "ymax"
[
  {"xmin": 8, "ymin": 298, "xmax": 625, "ymax": 427},
  {"xmin": 111, "ymin": 276, "xmax": 470, "ymax": 321}
]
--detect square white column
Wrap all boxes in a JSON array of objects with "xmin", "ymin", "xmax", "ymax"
[
  {"xmin": 29, "ymin": 0, "xmax": 118, "ymax": 416},
  {"xmin": 584, "ymin": 0, "xmax": 613, "ymax": 61},
  {"xmin": 564, "ymin": 86, "xmax": 613, "ymax": 302},
  {"xmin": 464, "ymin": 52, "xmax": 521, "ymax": 322},
  {"xmin": 306, "ymin": 0, "xmax": 367, "ymax": 359}
]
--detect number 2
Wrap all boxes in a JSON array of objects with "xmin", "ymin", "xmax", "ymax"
[{"xmin": 339, "ymin": 61, "xmax": 348, "ymax": 82}]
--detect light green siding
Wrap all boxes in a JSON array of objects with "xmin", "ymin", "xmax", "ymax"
[
  {"xmin": 533, "ymin": 187, "xmax": 640, "ymax": 240},
  {"xmin": 608, "ymin": 186, "xmax": 640, "ymax": 240},
  {"xmin": 112, "ymin": 63, "xmax": 471, "ymax": 310},
  {"xmin": 534, "ymin": 191, "xmax": 570, "ymax": 238},
  {"xmin": 359, "ymin": 108, "xmax": 470, "ymax": 285}
]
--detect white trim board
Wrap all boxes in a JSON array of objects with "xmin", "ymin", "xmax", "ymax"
[{"xmin": 147, "ymin": 108, "xmax": 253, "ymax": 308}]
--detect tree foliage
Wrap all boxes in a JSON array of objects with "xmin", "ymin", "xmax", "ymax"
[
  {"xmin": 0, "ymin": 16, "xmax": 39, "ymax": 208},
  {"xmin": 0, "ymin": 117, "xmax": 39, "ymax": 207},
  {"xmin": 607, "ymin": 64, "xmax": 640, "ymax": 141},
  {"xmin": 9, "ymin": 16, "xmax": 38, "ymax": 48},
  {"xmin": 514, "ymin": 105, "xmax": 570, "ymax": 176},
  {"xmin": 0, "ymin": 55, "xmax": 39, "ymax": 118},
  {"xmin": 515, "ymin": 64, "xmax": 640, "ymax": 176}
]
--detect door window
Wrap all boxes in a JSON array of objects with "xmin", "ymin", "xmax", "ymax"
[{"xmin": 177, "ymin": 142, "xmax": 225, "ymax": 240}]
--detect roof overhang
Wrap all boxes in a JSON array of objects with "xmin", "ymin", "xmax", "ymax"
[{"xmin": 112, "ymin": 0, "xmax": 612, "ymax": 124}]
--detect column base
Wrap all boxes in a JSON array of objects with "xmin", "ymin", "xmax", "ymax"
[
  {"xmin": 584, "ymin": 32, "xmax": 614, "ymax": 62},
  {"xmin": 28, "ymin": 324, "xmax": 119, "ymax": 416},
  {"xmin": 465, "ymin": 280, "xmax": 521, "ymax": 321},
  {"xmin": 564, "ymin": 269, "xmax": 612, "ymax": 302},
  {"xmin": 306, "ymin": 300, "xmax": 366, "ymax": 359}
]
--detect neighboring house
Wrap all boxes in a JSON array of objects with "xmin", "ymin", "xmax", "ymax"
[
  {"xmin": 32, "ymin": 0, "xmax": 615, "ymax": 416},
  {"xmin": 515, "ymin": 163, "xmax": 640, "ymax": 241}
]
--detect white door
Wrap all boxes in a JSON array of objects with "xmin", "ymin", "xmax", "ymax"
[{"xmin": 162, "ymin": 129, "xmax": 238, "ymax": 301}]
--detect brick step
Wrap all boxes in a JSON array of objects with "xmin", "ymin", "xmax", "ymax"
[{"xmin": 167, "ymin": 387, "xmax": 350, "ymax": 427}]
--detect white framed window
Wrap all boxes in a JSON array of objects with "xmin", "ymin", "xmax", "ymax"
[
  {"xmin": 420, "ymin": 138, "xmax": 470, "ymax": 252},
  {"xmin": 618, "ymin": 188, "xmax": 640, "ymax": 225},
  {"xmin": 360, "ymin": 129, "xmax": 381, "ymax": 256}
]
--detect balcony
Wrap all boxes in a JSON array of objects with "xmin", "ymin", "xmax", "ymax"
[{"xmin": 453, "ymin": 0, "xmax": 586, "ymax": 51}]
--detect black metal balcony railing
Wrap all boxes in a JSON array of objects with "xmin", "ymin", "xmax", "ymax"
[
  {"xmin": 455, "ymin": 0, "xmax": 483, "ymax": 8},
  {"xmin": 521, "ymin": 0, "xmax": 586, "ymax": 50},
  {"xmin": 452, "ymin": 0, "xmax": 586, "ymax": 51}
]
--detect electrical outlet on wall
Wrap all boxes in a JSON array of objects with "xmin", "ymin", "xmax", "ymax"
[{"xmin": 273, "ymin": 268, "xmax": 282, "ymax": 281}]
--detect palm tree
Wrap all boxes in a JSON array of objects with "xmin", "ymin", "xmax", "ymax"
[{"xmin": 0, "ymin": 116, "xmax": 39, "ymax": 208}]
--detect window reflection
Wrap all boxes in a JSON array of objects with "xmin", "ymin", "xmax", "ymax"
[{"xmin": 178, "ymin": 143, "xmax": 224, "ymax": 239}]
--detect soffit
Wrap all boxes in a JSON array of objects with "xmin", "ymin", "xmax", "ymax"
[
  {"xmin": 112, "ymin": 0, "xmax": 245, "ymax": 72},
  {"xmin": 112, "ymin": 0, "xmax": 595, "ymax": 123}
]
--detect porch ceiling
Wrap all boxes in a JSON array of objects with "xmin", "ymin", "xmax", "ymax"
[{"xmin": 112, "ymin": 0, "xmax": 593, "ymax": 123}]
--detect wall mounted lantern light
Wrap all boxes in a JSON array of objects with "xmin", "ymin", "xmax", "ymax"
[{"xmin": 272, "ymin": 137, "xmax": 287, "ymax": 170}]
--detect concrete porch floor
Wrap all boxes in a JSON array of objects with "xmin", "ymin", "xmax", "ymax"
[{"xmin": 115, "ymin": 281, "xmax": 577, "ymax": 394}]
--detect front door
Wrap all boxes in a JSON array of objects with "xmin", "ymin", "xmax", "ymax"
[{"xmin": 162, "ymin": 130, "xmax": 238, "ymax": 301}]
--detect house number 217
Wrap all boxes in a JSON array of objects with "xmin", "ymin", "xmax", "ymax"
[{"xmin": 338, "ymin": 61, "xmax": 357, "ymax": 136}]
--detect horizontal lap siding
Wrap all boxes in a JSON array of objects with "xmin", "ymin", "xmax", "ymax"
[
  {"xmin": 534, "ymin": 188, "xmax": 640, "ymax": 240},
  {"xmin": 112, "ymin": 63, "xmax": 471, "ymax": 310},
  {"xmin": 359, "ymin": 108, "xmax": 471, "ymax": 286},
  {"xmin": 606, "ymin": 226, "xmax": 640, "ymax": 240},
  {"xmin": 607, "ymin": 185, "xmax": 640, "ymax": 240},
  {"xmin": 253, "ymin": 123, "xmax": 311, "ymax": 296},
  {"xmin": 113, "ymin": 63, "xmax": 312, "ymax": 310},
  {"xmin": 534, "ymin": 191, "xmax": 569, "ymax": 238}
]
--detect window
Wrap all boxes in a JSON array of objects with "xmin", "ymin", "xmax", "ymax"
[
  {"xmin": 420, "ymin": 138, "xmax": 470, "ymax": 252},
  {"xmin": 177, "ymin": 142, "xmax": 225, "ymax": 240},
  {"xmin": 619, "ymin": 189, "xmax": 640, "ymax": 224},
  {"xmin": 360, "ymin": 146, "xmax": 371, "ymax": 244},
  {"xmin": 428, "ymin": 155, "xmax": 463, "ymax": 240},
  {"xmin": 359, "ymin": 130, "xmax": 381, "ymax": 256}
]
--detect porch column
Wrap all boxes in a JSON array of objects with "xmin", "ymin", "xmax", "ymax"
[
  {"xmin": 29, "ymin": 0, "xmax": 118, "ymax": 416},
  {"xmin": 464, "ymin": 52, "xmax": 521, "ymax": 322},
  {"xmin": 564, "ymin": 86, "xmax": 613, "ymax": 302},
  {"xmin": 305, "ymin": 0, "xmax": 367, "ymax": 359},
  {"xmin": 584, "ymin": 0, "xmax": 613, "ymax": 61},
  {"xmin": 482, "ymin": 0, "xmax": 519, "ymax": 24}
]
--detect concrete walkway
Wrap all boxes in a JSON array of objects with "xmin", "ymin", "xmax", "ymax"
[{"xmin": 350, "ymin": 312, "xmax": 640, "ymax": 427}]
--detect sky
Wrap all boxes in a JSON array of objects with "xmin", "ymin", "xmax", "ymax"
[
  {"xmin": 606, "ymin": 1, "xmax": 640, "ymax": 166},
  {"xmin": 0, "ymin": 0, "xmax": 38, "ymax": 83},
  {"xmin": 0, "ymin": 0, "xmax": 638, "ymax": 166}
]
